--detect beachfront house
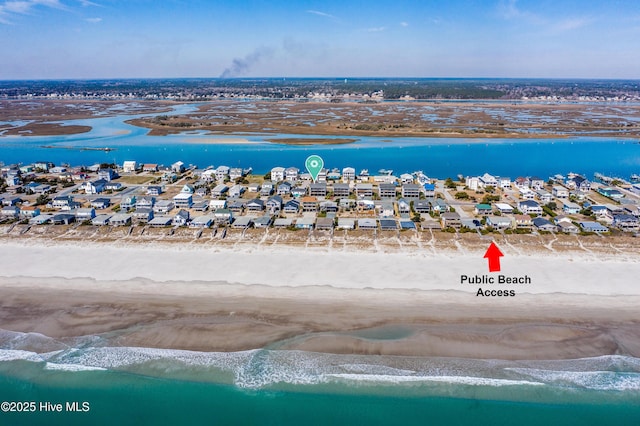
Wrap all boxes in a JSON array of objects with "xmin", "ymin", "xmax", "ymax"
[
  {"xmin": 19, "ymin": 205, "xmax": 40, "ymax": 218},
  {"xmin": 232, "ymin": 216, "xmax": 253, "ymax": 229},
  {"xmin": 579, "ymin": 221, "xmax": 609, "ymax": 233},
  {"xmin": 532, "ymin": 217, "xmax": 557, "ymax": 232},
  {"xmin": 554, "ymin": 216, "xmax": 579, "ymax": 234},
  {"xmin": 613, "ymin": 214, "xmax": 639, "ymax": 232},
  {"xmin": 91, "ymin": 214, "xmax": 112, "ymax": 226},
  {"xmin": 1, "ymin": 205, "xmax": 19, "ymax": 218},
  {"xmin": 357, "ymin": 218, "xmax": 378, "ymax": 230},
  {"xmin": 337, "ymin": 218, "xmax": 355, "ymax": 230},
  {"xmin": 172, "ymin": 209, "xmax": 190, "ymax": 226},
  {"xmin": 253, "ymin": 215, "xmax": 273, "ymax": 228},
  {"xmin": 132, "ymin": 208, "xmax": 154, "ymax": 223},
  {"xmin": 514, "ymin": 214, "xmax": 533, "ymax": 229},
  {"xmin": 143, "ymin": 164, "xmax": 159, "ymax": 173},
  {"xmin": 190, "ymin": 215, "xmax": 214, "ymax": 228},
  {"xmin": 109, "ymin": 213, "xmax": 132, "ymax": 226},
  {"xmin": 51, "ymin": 213, "xmax": 76, "ymax": 225},
  {"xmin": 486, "ymin": 216, "xmax": 513, "ymax": 230},
  {"xmin": 213, "ymin": 208, "xmax": 233, "ymax": 224},
  {"xmin": 74, "ymin": 208, "xmax": 96, "ymax": 221},
  {"xmin": 148, "ymin": 216, "xmax": 173, "ymax": 227},
  {"xmin": 320, "ymin": 200, "xmax": 338, "ymax": 213}
]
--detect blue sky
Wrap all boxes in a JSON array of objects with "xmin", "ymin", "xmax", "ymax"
[{"xmin": 1, "ymin": 0, "xmax": 639, "ymax": 79}]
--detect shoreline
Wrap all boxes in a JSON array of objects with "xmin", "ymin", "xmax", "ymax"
[{"xmin": 1, "ymin": 239, "xmax": 639, "ymax": 359}]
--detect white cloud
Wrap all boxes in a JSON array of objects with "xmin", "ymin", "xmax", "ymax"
[
  {"xmin": 400, "ymin": 21, "xmax": 409, "ymax": 27},
  {"xmin": 306, "ymin": 10, "xmax": 338, "ymax": 20},
  {"xmin": 85, "ymin": 16, "xmax": 101, "ymax": 23},
  {"xmin": 367, "ymin": 26, "xmax": 386, "ymax": 32},
  {"xmin": 553, "ymin": 17, "xmax": 592, "ymax": 32},
  {"xmin": 0, "ymin": 0, "xmax": 64, "ymax": 24}
]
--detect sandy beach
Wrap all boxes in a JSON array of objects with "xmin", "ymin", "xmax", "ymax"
[{"xmin": 1, "ymin": 239, "xmax": 639, "ymax": 359}]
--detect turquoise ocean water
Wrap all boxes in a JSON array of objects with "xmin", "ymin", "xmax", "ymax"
[{"xmin": 1, "ymin": 331, "xmax": 639, "ymax": 426}]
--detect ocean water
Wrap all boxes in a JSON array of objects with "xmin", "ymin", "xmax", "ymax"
[
  {"xmin": 0, "ymin": 331, "xmax": 639, "ymax": 426},
  {"xmin": 0, "ymin": 105, "xmax": 638, "ymax": 178}
]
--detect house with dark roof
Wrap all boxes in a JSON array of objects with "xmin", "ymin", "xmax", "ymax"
[{"xmin": 532, "ymin": 217, "xmax": 557, "ymax": 232}]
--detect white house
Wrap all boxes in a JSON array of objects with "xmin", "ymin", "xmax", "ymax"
[
  {"xmin": 270, "ymin": 167, "xmax": 285, "ymax": 182},
  {"xmin": 122, "ymin": 161, "xmax": 137, "ymax": 173}
]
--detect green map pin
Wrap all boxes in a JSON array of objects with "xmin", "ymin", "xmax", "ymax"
[{"xmin": 305, "ymin": 155, "xmax": 324, "ymax": 183}]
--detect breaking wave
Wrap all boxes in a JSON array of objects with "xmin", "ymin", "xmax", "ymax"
[{"xmin": 1, "ymin": 330, "xmax": 639, "ymax": 398}]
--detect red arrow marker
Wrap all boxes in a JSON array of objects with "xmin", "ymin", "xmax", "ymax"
[{"xmin": 483, "ymin": 242, "xmax": 504, "ymax": 272}]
